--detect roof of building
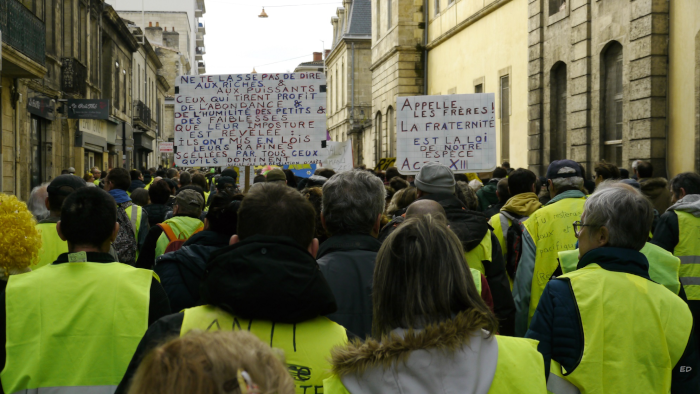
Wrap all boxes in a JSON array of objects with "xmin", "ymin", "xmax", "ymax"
[
  {"xmin": 297, "ymin": 61, "xmax": 324, "ymax": 67},
  {"xmin": 346, "ymin": 0, "xmax": 371, "ymax": 37}
]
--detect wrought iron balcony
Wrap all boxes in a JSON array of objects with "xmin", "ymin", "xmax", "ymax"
[
  {"xmin": 133, "ymin": 100, "xmax": 152, "ymax": 130},
  {"xmin": 0, "ymin": 0, "xmax": 46, "ymax": 66},
  {"xmin": 61, "ymin": 58, "xmax": 87, "ymax": 96}
]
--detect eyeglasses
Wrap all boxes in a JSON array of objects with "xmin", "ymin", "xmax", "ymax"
[{"xmin": 572, "ymin": 221, "xmax": 593, "ymax": 238}]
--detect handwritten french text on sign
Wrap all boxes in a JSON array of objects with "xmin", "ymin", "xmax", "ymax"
[
  {"xmin": 174, "ymin": 73, "xmax": 328, "ymax": 167},
  {"xmin": 159, "ymin": 142, "xmax": 174, "ymax": 153},
  {"xmin": 323, "ymin": 141, "xmax": 354, "ymax": 173},
  {"xmin": 396, "ymin": 94, "xmax": 496, "ymax": 174}
]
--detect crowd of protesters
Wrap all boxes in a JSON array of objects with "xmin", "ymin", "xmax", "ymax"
[{"xmin": 3, "ymin": 157, "xmax": 700, "ymax": 393}]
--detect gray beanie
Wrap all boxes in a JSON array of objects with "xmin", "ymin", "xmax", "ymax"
[{"xmin": 415, "ymin": 162, "xmax": 456, "ymax": 195}]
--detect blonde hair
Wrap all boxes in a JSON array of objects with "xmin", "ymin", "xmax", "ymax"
[
  {"xmin": 128, "ymin": 330, "xmax": 294, "ymax": 394},
  {"xmin": 0, "ymin": 194, "xmax": 41, "ymax": 274}
]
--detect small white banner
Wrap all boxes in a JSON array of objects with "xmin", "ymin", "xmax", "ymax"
[
  {"xmin": 159, "ymin": 142, "xmax": 174, "ymax": 153},
  {"xmin": 323, "ymin": 140, "xmax": 354, "ymax": 173},
  {"xmin": 396, "ymin": 93, "xmax": 497, "ymax": 174}
]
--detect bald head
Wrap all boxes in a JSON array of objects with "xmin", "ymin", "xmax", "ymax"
[{"xmin": 406, "ymin": 200, "xmax": 447, "ymax": 223}]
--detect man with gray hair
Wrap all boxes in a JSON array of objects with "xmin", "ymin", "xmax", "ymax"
[
  {"xmin": 27, "ymin": 183, "xmax": 50, "ymax": 222},
  {"xmin": 525, "ymin": 185, "xmax": 699, "ymax": 393},
  {"xmin": 513, "ymin": 159, "xmax": 587, "ymax": 336},
  {"xmin": 317, "ymin": 170, "xmax": 386, "ymax": 338}
]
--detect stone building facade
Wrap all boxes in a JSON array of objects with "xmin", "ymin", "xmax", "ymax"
[
  {"xmin": 1, "ymin": 0, "xmax": 139, "ymax": 199},
  {"xmin": 327, "ymin": 0, "xmax": 373, "ymax": 166},
  {"xmin": 370, "ymin": 0, "xmax": 424, "ymax": 168},
  {"xmin": 528, "ymin": 0, "xmax": 673, "ymax": 176}
]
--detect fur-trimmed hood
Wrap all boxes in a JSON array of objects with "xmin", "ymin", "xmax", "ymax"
[{"xmin": 329, "ymin": 310, "xmax": 502, "ymax": 394}]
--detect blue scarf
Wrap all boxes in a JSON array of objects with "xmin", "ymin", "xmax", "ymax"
[{"xmin": 109, "ymin": 189, "xmax": 131, "ymax": 204}]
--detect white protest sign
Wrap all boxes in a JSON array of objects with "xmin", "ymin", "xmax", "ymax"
[
  {"xmin": 396, "ymin": 93, "xmax": 497, "ymax": 174},
  {"xmin": 174, "ymin": 73, "xmax": 328, "ymax": 167},
  {"xmin": 159, "ymin": 142, "xmax": 174, "ymax": 153},
  {"xmin": 323, "ymin": 140, "xmax": 354, "ymax": 173}
]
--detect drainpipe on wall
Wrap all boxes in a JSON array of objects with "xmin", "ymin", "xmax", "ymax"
[
  {"xmin": 423, "ymin": 0, "xmax": 428, "ymax": 95},
  {"xmin": 13, "ymin": 79, "xmax": 20, "ymax": 198}
]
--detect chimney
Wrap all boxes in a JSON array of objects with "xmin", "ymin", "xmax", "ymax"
[
  {"xmin": 163, "ymin": 29, "xmax": 180, "ymax": 50},
  {"xmin": 145, "ymin": 22, "xmax": 164, "ymax": 46},
  {"xmin": 324, "ymin": 49, "xmax": 331, "ymax": 59},
  {"xmin": 313, "ymin": 52, "xmax": 322, "ymax": 62}
]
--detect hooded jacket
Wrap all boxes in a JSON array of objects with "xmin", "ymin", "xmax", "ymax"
[
  {"xmin": 317, "ymin": 234, "xmax": 383, "ymax": 339},
  {"xmin": 143, "ymin": 203, "xmax": 172, "ymax": 227},
  {"xmin": 476, "ymin": 179, "xmax": 500, "ymax": 212},
  {"xmin": 416, "ymin": 193, "xmax": 515, "ymax": 336},
  {"xmin": 128, "ymin": 179, "xmax": 146, "ymax": 193},
  {"xmin": 652, "ymin": 194, "xmax": 700, "ymax": 359},
  {"xmin": 652, "ymin": 194, "xmax": 700, "ymax": 253},
  {"xmin": 115, "ymin": 235, "xmax": 341, "ymax": 394},
  {"xmin": 154, "ymin": 230, "xmax": 231, "ymax": 314},
  {"xmin": 640, "ymin": 177, "xmax": 672, "ymax": 214},
  {"xmin": 325, "ymin": 311, "xmax": 546, "ymax": 394}
]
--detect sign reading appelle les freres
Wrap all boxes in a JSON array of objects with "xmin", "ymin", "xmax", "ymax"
[
  {"xmin": 396, "ymin": 93, "xmax": 496, "ymax": 174},
  {"xmin": 174, "ymin": 73, "xmax": 328, "ymax": 167}
]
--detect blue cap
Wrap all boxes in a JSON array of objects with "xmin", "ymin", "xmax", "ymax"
[{"xmin": 546, "ymin": 160, "xmax": 582, "ymax": 180}]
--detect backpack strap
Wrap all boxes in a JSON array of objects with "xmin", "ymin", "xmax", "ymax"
[{"xmin": 157, "ymin": 223, "xmax": 178, "ymax": 242}]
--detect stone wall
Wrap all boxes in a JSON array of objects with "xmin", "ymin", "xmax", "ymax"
[{"xmin": 528, "ymin": 0, "xmax": 670, "ymax": 176}]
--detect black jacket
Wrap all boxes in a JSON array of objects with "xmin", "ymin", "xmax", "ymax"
[
  {"xmin": 0, "ymin": 253, "xmax": 170, "ymax": 394},
  {"xmin": 416, "ymin": 193, "xmax": 516, "ymax": 336},
  {"xmin": 128, "ymin": 179, "xmax": 146, "ymax": 193},
  {"xmin": 317, "ymin": 234, "xmax": 382, "ymax": 339},
  {"xmin": 154, "ymin": 230, "xmax": 231, "ymax": 314},
  {"xmin": 116, "ymin": 235, "xmax": 340, "ymax": 393},
  {"xmin": 143, "ymin": 203, "xmax": 172, "ymax": 227}
]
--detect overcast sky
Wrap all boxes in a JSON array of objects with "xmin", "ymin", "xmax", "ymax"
[{"xmin": 203, "ymin": 0, "xmax": 340, "ymax": 75}]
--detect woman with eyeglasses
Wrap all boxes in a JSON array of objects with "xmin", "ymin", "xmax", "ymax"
[
  {"xmin": 526, "ymin": 184, "xmax": 699, "ymax": 393},
  {"xmin": 324, "ymin": 214, "xmax": 546, "ymax": 393}
]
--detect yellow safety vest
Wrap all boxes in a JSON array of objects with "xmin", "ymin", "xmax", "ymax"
[
  {"xmin": 559, "ymin": 244, "xmax": 681, "ymax": 295},
  {"xmin": 154, "ymin": 216, "xmax": 204, "ymax": 257},
  {"xmin": 673, "ymin": 210, "xmax": 700, "ymax": 300},
  {"xmin": 523, "ymin": 197, "xmax": 585, "ymax": 326},
  {"xmin": 203, "ymin": 191, "xmax": 211, "ymax": 212},
  {"xmin": 546, "ymin": 263, "xmax": 692, "ymax": 394},
  {"xmin": 181, "ymin": 305, "xmax": 348, "ymax": 394},
  {"xmin": 1, "ymin": 261, "xmax": 154, "ymax": 394},
  {"xmin": 489, "ymin": 211, "xmax": 529, "ymax": 289},
  {"xmin": 464, "ymin": 231, "xmax": 492, "ymax": 276},
  {"xmin": 33, "ymin": 222, "xmax": 67, "ymax": 270},
  {"xmin": 323, "ymin": 335, "xmax": 546, "ymax": 393},
  {"xmin": 470, "ymin": 268, "xmax": 482, "ymax": 295},
  {"xmin": 125, "ymin": 204, "xmax": 144, "ymax": 259}
]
